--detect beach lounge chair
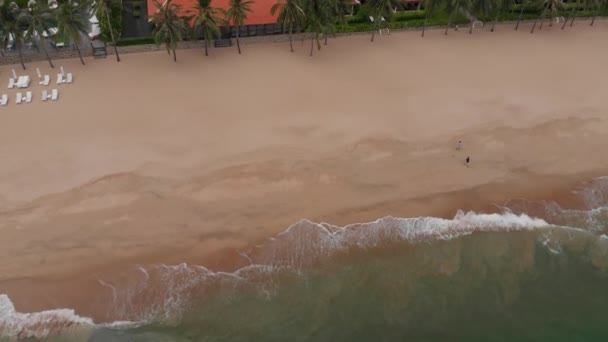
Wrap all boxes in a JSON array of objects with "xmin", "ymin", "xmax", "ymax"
[
  {"xmin": 25, "ymin": 91, "xmax": 32, "ymax": 103},
  {"xmin": 40, "ymin": 75, "xmax": 50, "ymax": 86},
  {"xmin": 66, "ymin": 73, "xmax": 73, "ymax": 84},
  {"xmin": 8, "ymin": 78, "xmax": 15, "ymax": 89},
  {"xmin": 0, "ymin": 94, "xmax": 7, "ymax": 106},
  {"xmin": 16, "ymin": 93, "xmax": 23, "ymax": 104},
  {"xmin": 51, "ymin": 89, "xmax": 58, "ymax": 101},
  {"xmin": 41, "ymin": 90, "xmax": 48, "ymax": 101},
  {"xmin": 369, "ymin": 16, "xmax": 375, "ymax": 23},
  {"xmin": 56, "ymin": 73, "xmax": 64, "ymax": 85}
]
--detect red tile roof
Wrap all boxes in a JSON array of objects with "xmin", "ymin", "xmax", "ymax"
[{"xmin": 148, "ymin": 0, "xmax": 279, "ymax": 26}]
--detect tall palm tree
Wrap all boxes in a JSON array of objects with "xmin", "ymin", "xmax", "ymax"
[
  {"xmin": 303, "ymin": 0, "xmax": 333, "ymax": 56},
  {"xmin": 55, "ymin": 0, "xmax": 91, "ymax": 65},
  {"xmin": 225, "ymin": 0, "xmax": 253, "ymax": 54},
  {"xmin": 444, "ymin": 0, "xmax": 471, "ymax": 35},
  {"xmin": 367, "ymin": 0, "xmax": 402, "ymax": 42},
  {"xmin": 531, "ymin": 0, "xmax": 565, "ymax": 33},
  {"xmin": 422, "ymin": 0, "xmax": 445, "ymax": 37},
  {"xmin": 151, "ymin": 0, "xmax": 188, "ymax": 62},
  {"xmin": 0, "ymin": 1, "xmax": 27, "ymax": 69},
  {"xmin": 22, "ymin": 0, "xmax": 56, "ymax": 68},
  {"xmin": 92, "ymin": 0, "xmax": 121, "ymax": 61},
  {"xmin": 324, "ymin": 0, "xmax": 348, "ymax": 45},
  {"xmin": 590, "ymin": 0, "xmax": 608, "ymax": 26},
  {"xmin": 190, "ymin": 0, "xmax": 224, "ymax": 56},
  {"xmin": 271, "ymin": 0, "xmax": 304, "ymax": 52},
  {"xmin": 515, "ymin": 0, "xmax": 530, "ymax": 30},
  {"xmin": 469, "ymin": 0, "xmax": 494, "ymax": 33},
  {"xmin": 490, "ymin": 0, "xmax": 514, "ymax": 31}
]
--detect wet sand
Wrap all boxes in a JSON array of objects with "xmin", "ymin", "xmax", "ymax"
[{"xmin": 1, "ymin": 21, "xmax": 608, "ymax": 319}]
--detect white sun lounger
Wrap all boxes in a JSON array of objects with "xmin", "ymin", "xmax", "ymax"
[
  {"xmin": 16, "ymin": 93, "xmax": 23, "ymax": 104},
  {"xmin": 25, "ymin": 91, "xmax": 32, "ymax": 103},
  {"xmin": 51, "ymin": 89, "xmax": 58, "ymax": 101},
  {"xmin": 17, "ymin": 76, "xmax": 30, "ymax": 88},
  {"xmin": 56, "ymin": 73, "xmax": 64, "ymax": 84},
  {"xmin": 66, "ymin": 73, "xmax": 73, "ymax": 84},
  {"xmin": 42, "ymin": 89, "xmax": 48, "ymax": 101},
  {"xmin": 40, "ymin": 75, "xmax": 50, "ymax": 86},
  {"xmin": 0, "ymin": 94, "xmax": 7, "ymax": 106},
  {"xmin": 8, "ymin": 78, "xmax": 15, "ymax": 89}
]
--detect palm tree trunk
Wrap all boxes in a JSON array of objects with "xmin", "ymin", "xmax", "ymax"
[
  {"xmin": 371, "ymin": 26, "xmax": 375, "ymax": 41},
  {"xmin": 445, "ymin": 9, "xmax": 455, "ymax": 35},
  {"xmin": 569, "ymin": 8, "xmax": 577, "ymax": 27},
  {"xmin": 18, "ymin": 45, "xmax": 26, "ymax": 70},
  {"xmin": 316, "ymin": 32, "xmax": 321, "ymax": 50},
  {"xmin": 173, "ymin": 48, "xmax": 177, "ymax": 62},
  {"xmin": 491, "ymin": 8, "xmax": 501, "ymax": 32},
  {"xmin": 590, "ymin": 15, "xmax": 596, "ymax": 26},
  {"xmin": 324, "ymin": 34, "xmax": 327, "ymax": 45},
  {"xmin": 41, "ymin": 40, "xmax": 54, "ymax": 68},
  {"xmin": 469, "ymin": 20, "xmax": 474, "ymax": 34},
  {"xmin": 105, "ymin": 9, "xmax": 120, "ymax": 62},
  {"xmin": 515, "ymin": 4, "xmax": 526, "ymax": 30},
  {"xmin": 74, "ymin": 43, "xmax": 85, "ymax": 65},
  {"xmin": 289, "ymin": 23, "xmax": 293, "ymax": 52},
  {"xmin": 236, "ymin": 26, "xmax": 241, "ymax": 54},
  {"xmin": 204, "ymin": 31, "xmax": 209, "ymax": 56},
  {"xmin": 309, "ymin": 33, "xmax": 314, "ymax": 56},
  {"xmin": 422, "ymin": 13, "xmax": 428, "ymax": 37},
  {"xmin": 531, "ymin": 3, "xmax": 549, "ymax": 33}
]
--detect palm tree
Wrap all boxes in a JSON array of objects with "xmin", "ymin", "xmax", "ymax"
[
  {"xmin": 490, "ymin": 0, "xmax": 514, "ymax": 31},
  {"xmin": 270, "ymin": 0, "xmax": 304, "ymax": 52},
  {"xmin": 515, "ymin": 0, "xmax": 530, "ymax": 30},
  {"xmin": 302, "ymin": 0, "xmax": 333, "ymax": 56},
  {"xmin": 469, "ymin": 0, "xmax": 494, "ymax": 33},
  {"xmin": 324, "ymin": 0, "xmax": 349, "ymax": 45},
  {"xmin": 531, "ymin": 0, "xmax": 565, "ymax": 33},
  {"xmin": 367, "ymin": 0, "xmax": 402, "ymax": 42},
  {"xmin": 590, "ymin": 0, "xmax": 608, "ymax": 26},
  {"xmin": 151, "ymin": 0, "xmax": 188, "ymax": 62},
  {"xmin": 444, "ymin": 0, "xmax": 471, "ymax": 35},
  {"xmin": 56, "ymin": 0, "xmax": 91, "ymax": 65},
  {"xmin": 190, "ymin": 0, "xmax": 224, "ymax": 56},
  {"xmin": 225, "ymin": 0, "xmax": 253, "ymax": 54},
  {"xmin": 0, "ymin": 1, "xmax": 27, "ymax": 69},
  {"xmin": 422, "ymin": 0, "xmax": 445, "ymax": 37},
  {"xmin": 22, "ymin": 0, "xmax": 56, "ymax": 68},
  {"xmin": 92, "ymin": 0, "xmax": 121, "ymax": 61}
]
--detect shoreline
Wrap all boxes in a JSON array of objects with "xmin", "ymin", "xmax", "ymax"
[
  {"xmin": 2, "ymin": 23, "xmax": 608, "ymax": 324},
  {"xmin": 1, "ymin": 169, "xmax": 605, "ymax": 322}
]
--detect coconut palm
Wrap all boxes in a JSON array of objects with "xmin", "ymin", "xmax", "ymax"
[
  {"xmin": 190, "ymin": 0, "xmax": 224, "ymax": 56},
  {"xmin": 515, "ymin": 0, "xmax": 530, "ymax": 30},
  {"xmin": 590, "ymin": 0, "xmax": 608, "ymax": 26},
  {"xmin": 303, "ymin": 0, "xmax": 333, "ymax": 56},
  {"xmin": 367, "ymin": 0, "xmax": 402, "ymax": 42},
  {"xmin": 271, "ymin": 0, "xmax": 304, "ymax": 52},
  {"xmin": 489, "ymin": 0, "xmax": 514, "ymax": 31},
  {"xmin": 92, "ymin": 0, "xmax": 121, "ymax": 61},
  {"xmin": 444, "ymin": 0, "xmax": 471, "ymax": 35},
  {"xmin": 151, "ymin": 0, "xmax": 188, "ymax": 62},
  {"xmin": 422, "ymin": 0, "xmax": 446, "ymax": 37},
  {"xmin": 22, "ymin": 0, "xmax": 56, "ymax": 68},
  {"xmin": 468, "ymin": 0, "xmax": 494, "ymax": 33},
  {"xmin": 324, "ymin": 0, "xmax": 349, "ymax": 45},
  {"xmin": 225, "ymin": 0, "xmax": 253, "ymax": 54},
  {"xmin": 55, "ymin": 0, "xmax": 91, "ymax": 65},
  {"xmin": 0, "ymin": 1, "xmax": 27, "ymax": 69},
  {"xmin": 530, "ymin": 0, "xmax": 566, "ymax": 33}
]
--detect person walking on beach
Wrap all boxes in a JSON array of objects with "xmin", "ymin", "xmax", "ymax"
[{"xmin": 465, "ymin": 156, "xmax": 470, "ymax": 167}]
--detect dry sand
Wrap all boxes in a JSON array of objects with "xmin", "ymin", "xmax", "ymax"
[{"xmin": 1, "ymin": 21, "xmax": 608, "ymax": 318}]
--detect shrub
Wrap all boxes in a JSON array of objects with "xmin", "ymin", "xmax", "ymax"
[
  {"xmin": 116, "ymin": 37, "xmax": 155, "ymax": 46},
  {"xmin": 99, "ymin": 0, "xmax": 123, "ymax": 42}
]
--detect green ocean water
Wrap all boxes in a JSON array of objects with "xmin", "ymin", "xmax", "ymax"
[{"xmin": 89, "ymin": 228, "xmax": 608, "ymax": 342}]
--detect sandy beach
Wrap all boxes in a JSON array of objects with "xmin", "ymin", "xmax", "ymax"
[{"xmin": 2, "ymin": 20, "xmax": 608, "ymax": 322}]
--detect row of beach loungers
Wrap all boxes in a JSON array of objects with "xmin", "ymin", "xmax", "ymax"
[
  {"xmin": 0, "ymin": 89, "xmax": 59, "ymax": 106},
  {"xmin": 8, "ymin": 73, "xmax": 72, "ymax": 89}
]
